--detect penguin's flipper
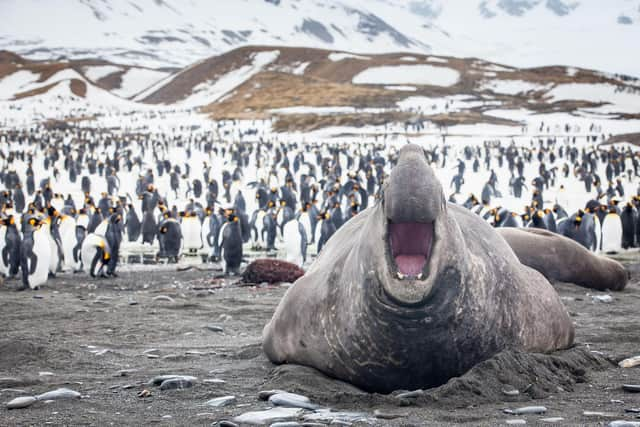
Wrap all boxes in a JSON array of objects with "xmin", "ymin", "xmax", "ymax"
[
  {"xmin": 1, "ymin": 246, "xmax": 9, "ymax": 267},
  {"xmin": 298, "ymin": 222, "xmax": 307, "ymax": 263},
  {"xmin": 29, "ymin": 251, "xmax": 38, "ymax": 275}
]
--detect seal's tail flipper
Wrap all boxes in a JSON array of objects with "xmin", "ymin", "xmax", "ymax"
[{"xmin": 498, "ymin": 228, "xmax": 628, "ymax": 292}]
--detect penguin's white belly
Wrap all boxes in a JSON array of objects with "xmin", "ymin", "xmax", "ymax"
[
  {"xmin": 601, "ymin": 214, "xmax": 622, "ymax": 253},
  {"xmin": 48, "ymin": 234, "xmax": 59, "ymax": 274},
  {"xmin": 282, "ymin": 220, "xmax": 302, "ymax": 267},
  {"xmin": 299, "ymin": 214, "xmax": 312, "ymax": 245},
  {"xmin": 81, "ymin": 234, "xmax": 106, "ymax": 276},
  {"xmin": 254, "ymin": 212, "xmax": 265, "ymax": 246},
  {"xmin": 30, "ymin": 231, "xmax": 51, "ymax": 289},
  {"xmin": 94, "ymin": 220, "xmax": 108, "ymax": 236},
  {"xmin": 59, "ymin": 217, "xmax": 76, "ymax": 271},
  {"xmin": 0, "ymin": 226, "xmax": 7, "ymax": 275},
  {"xmin": 181, "ymin": 219, "xmax": 202, "ymax": 251},
  {"xmin": 200, "ymin": 220, "xmax": 211, "ymax": 251}
]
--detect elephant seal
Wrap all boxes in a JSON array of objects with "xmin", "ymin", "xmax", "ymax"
[
  {"xmin": 497, "ymin": 227, "xmax": 628, "ymax": 291},
  {"xmin": 263, "ymin": 144, "xmax": 575, "ymax": 393}
]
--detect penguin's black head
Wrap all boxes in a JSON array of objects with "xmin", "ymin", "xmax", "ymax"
[{"xmin": 383, "ymin": 144, "xmax": 443, "ymax": 281}]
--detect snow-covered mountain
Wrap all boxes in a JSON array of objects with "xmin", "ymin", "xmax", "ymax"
[{"xmin": 1, "ymin": 0, "xmax": 639, "ymax": 76}]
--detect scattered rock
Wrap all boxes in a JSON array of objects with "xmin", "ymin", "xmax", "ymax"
[
  {"xmin": 204, "ymin": 395, "xmax": 236, "ymax": 407},
  {"xmin": 38, "ymin": 371, "xmax": 55, "ymax": 377},
  {"xmin": 504, "ymin": 406, "xmax": 547, "ymax": 415},
  {"xmin": 152, "ymin": 295, "xmax": 175, "ymax": 303},
  {"xmin": 258, "ymin": 389, "xmax": 287, "ymax": 400},
  {"xmin": 626, "ymin": 408, "xmax": 640, "ymax": 413},
  {"xmin": 205, "ymin": 325, "xmax": 224, "ymax": 333},
  {"xmin": 502, "ymin": 387, "xmax": 520, "ymax": 396},
  {"xmin": 233, "ymin": 407, "xmax": 303, "ymax": 425},
  {"xmin": 609, "ymin": 422, "xmax": 640, "ymax": 427},
  {"xmin": 269, "ymin": 392, "xmax": 319, "ymax": 410},
  {"xmin": 619, "ymin": 355, "xmax": 640, "ymax": 368},
  {"xmin": 137, "ymin": 389, "xmax": 152, "ymax": 398},
  {"xmin": 203, "ymin": 379, "xmax": 226, "ymax": 385},
  {"xmin": 35, "ymin": 388, "xmax": 81, "ymax": 401},
  {"xmin": 623, "ymin": 384, "xmax": 640, "ymax": 393},
  {"xmin": 218, "ymin": 421, "xmax": 239, "ymax": 427},
  {"xmin": 592, "ymin": 295, "xmax": 613, "ymax": 303},
  {"xmin": 150, "ymin": 375, "xmax": 197, "ymax": 386},
  {"xmin": 302, "ymin": 409, "xmax": 373, "ymax": 424},
  {"xmin": 6, "ymin": 396, "xmax": 37, "ymax": 409},
  {"xmin": 583, "ymin": 411, "xmax": 617, "ymax": 417},
  {"xmin": 160, "ymin": 377, "xmax": 194, "ymax": 391},
  {"xmin": 396, "ymin": 389, "xmax": 424, "ymax": 399},
  {"xmin": 540, "ymin": 418, "xmax": 564, "ymax": 423},
  {"xmin": 270, "ymin": 422, "xmax": 303, "ymax": 427},
  {"xmin": 506, "ymin": 420, "xmax": 526, "ymax": 425},
  {"xmin": 373, "ymin": 409, "xmax": 407, "ymax": 419}
]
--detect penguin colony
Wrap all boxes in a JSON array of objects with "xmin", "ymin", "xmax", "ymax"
[{"xmin": 0, "ymin": 124, "xmax": 638, "ymax": 290}]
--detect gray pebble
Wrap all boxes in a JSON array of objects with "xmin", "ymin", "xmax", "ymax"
[
  {"xmin": 395, "ymin": 389, "xmax": 424, "ymax": 399},
  {"xmin": 205, "ymin": 325, "xmax": 224, "ymax": 332},
  {"xmin": 150, "ymin": 375, "xmax": 197, "ymax": 386},
  {"xmin": 506, "ymin": 420, "xmax": 526, "ymax": 425},
  {"xmin": 626, "ymin": 408, "xmax": 640, "ymax": 413},
  {"xmin": 6, "ymin": 396, "xmax": 37, "ymax": 409},
  {"xmin": 592, "ymin": 294, "xmax": 613, "ymax": 303},
  {"xmin": 269, "ymin": 392, "xmax": 319, "ymax": 410},
  {"xmin": 152, "ymin": 295, "xmax": 175, "ymax": 303},
  {"xmin": 258, "ymin": 389, "xmax": 287, "ymax": 400},
  {"xmin": 233, "ymin": 407, "xmax": 303, "ymax": 425},
  {"xmin": 204, "ymin": 395, "xmax": 236, "ymax": 407},
  {"xmin": 303, "ymin": 410, "xmax": 372, "ymax": 424},
  {"xmin": 609, "ymin": 422, "xmax": 640, "ymax": 427},
  {"xmin": 622, "ymin": 384, "xmax": 640, "ymax": 393},
  {"xmin": 160, "ymin": 378, "xmax": 194, "ymax": 390},
  {"xmin": 373, "ymin": 409, "xmax": 407, "ymax": 419},
  {"xmin": 35, "ymin": 388, "xmax": 81, "ymax": 401},
  {"xmin": 509, "ymin": 406, "xmax": 547, "ymax": 415},
  {"xmin": 539, "ymin": 418, "xmax": 564, "ymax": 423},
  {"xmin": 203, "ymin": 378, "xmax": 226, "ymax": 385},
  {"xmin": 502, "ymin": 387, "xmax": 520, "ymax": 396},
  {"xmin": 269, "ymin": 423, "xmax": 302, "ymax": 427},
  {"xmin": 217, "ymin": 421, "xmax": 239, "ymax": 427}
]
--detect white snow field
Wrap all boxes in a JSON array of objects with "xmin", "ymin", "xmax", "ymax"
[
  {"xmin": 352, "ymin": 65, "xmax": 460, "ymax": 87},
  {"xmin": 2, "ymin": 0, "xmax": 640, "ymax": 77}
]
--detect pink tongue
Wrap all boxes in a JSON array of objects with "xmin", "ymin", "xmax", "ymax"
[
  {"xmin": 389, "ymin": 221, "xmax": 433, "ymax": 277},
  {"xmin": 394, "ymin": 255, "xmax": 426, "ymax": 276}
]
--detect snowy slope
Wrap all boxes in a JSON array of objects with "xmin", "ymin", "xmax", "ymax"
[{"xmin": 1, "ymin": 0, "xmax": 640, "ymax": 76}]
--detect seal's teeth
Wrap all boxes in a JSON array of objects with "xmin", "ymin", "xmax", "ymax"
[
  {"xmin": 397, "ymin": 272, "xmax": 405, "ymax": 280},
  {"xmin": 417, "ymin": 273, "xmax": 423, "ymax": 280}
]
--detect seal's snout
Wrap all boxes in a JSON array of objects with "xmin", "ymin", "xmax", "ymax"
[{"xmin": 388, "ymin": 221, "xmax": 433, "ymax": 278}]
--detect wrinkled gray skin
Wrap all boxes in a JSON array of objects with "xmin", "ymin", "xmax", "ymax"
[
  {"xmin": 498, "ymin": 227, "xmax": 628, "ymax": 291},
  {"xmin": 263, "ymin": 144, "xmax": 575, "ymax": 393}
]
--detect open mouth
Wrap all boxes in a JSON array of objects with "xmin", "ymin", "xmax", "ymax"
[{"xmin": 388, "ymin": 221, "xmax": 434, "ymax": 279}]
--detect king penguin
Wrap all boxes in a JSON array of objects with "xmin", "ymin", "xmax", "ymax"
[{"xmin": 20, "ymin": 216, "xmax": 51, "ymax": 290}]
